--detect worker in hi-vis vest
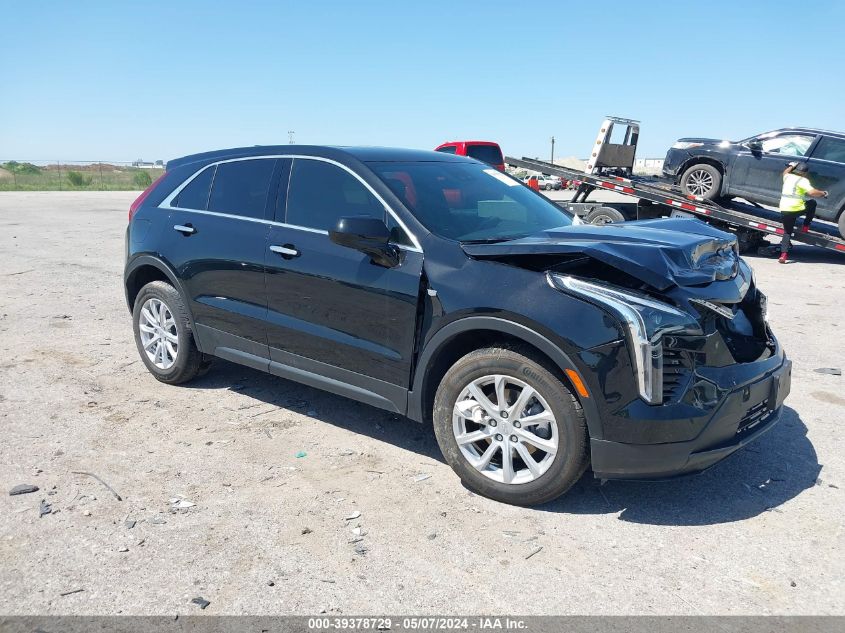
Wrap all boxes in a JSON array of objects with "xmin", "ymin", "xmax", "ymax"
[{"xmin": 778, "ymin": 162, "xmax": 828, "ymax": 263}]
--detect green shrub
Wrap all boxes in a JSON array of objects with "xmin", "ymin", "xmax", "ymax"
[
  {"xmin": 133, "ymin": 171, "xmax": 152, "ymax": 188},
  {"xmin": 2, "ymin": 161, "xmax": 41, "ymax": 175},
  {"xmin": 67, "ymin": 171, "xmax": 92, "ymax": 187}
]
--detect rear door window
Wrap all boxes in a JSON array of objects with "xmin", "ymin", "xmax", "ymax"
[
  {"xmin": 811, "ymin": 136, "xmax": 845, "ymax": 164},
  {"xmin": 173, "ymin": 165, "xmax": 215, "ymax": 210},
  {"xmin": 286, "ymin": 159, "xmax": 384, "ymax": 231},
  {"xmin": 466, "ymin": 144, "xmax": 504, "ymax": 166},
  {"xmin": 208, "ymin": 158, "xmax": 276, "ymax": 219}
]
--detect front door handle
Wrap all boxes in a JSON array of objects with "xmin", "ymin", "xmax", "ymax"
[
  {"xmin": 270, "ymin": 244, "xmax": 299, "ymax": 258},
  {"xmin": 174, "ymin": 224, "xmax": 196, "ymax": 235}
]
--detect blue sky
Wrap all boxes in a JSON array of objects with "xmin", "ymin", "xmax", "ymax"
[{"xmin": 1, "ymin": 1, "xmax": 843, "ymax": 162}]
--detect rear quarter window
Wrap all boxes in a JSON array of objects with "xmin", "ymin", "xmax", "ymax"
[
  {"xmin": 172, "ymin": 166, "xmax": 215, "ymax": 210},
  {"xmin": 208, "ymin": 159, "xmax": 276, "ymax": 219},
  {"xmin": 435, "ymin": 145, "xmax": 458, "ymax": 154}
]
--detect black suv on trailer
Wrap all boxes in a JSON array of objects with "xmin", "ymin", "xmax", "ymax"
[
  {"xmin": 664, "ymin": 127, "xmax": 845, "ymax": 237},
  {"xmin": 125, "ymin": 146, "xmax": 791, "ymax": 506}
]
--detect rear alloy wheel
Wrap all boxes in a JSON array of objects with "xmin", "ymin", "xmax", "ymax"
[
  {"xmin": 433, "ymin": 346, "xmax": 588, "ymax": 506},
  {"xmin": 138, "ymin": 297, "xmax": 179, "ymax": 370},
  {"xmin": 680, "ymin": 163, "xmax": 722, "ymax": 200},
  {"xmin": 132, "ymin": 280, "xmax": 209, "ymax": 384}
]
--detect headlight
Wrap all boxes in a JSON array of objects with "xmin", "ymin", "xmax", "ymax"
[
  {"xmin": 549, "ymin": 274, "xmax": 702, "ymax": 405},
  {"xmin": 671, "ymin": 141, "xmax": 704, "ymax": 150}
]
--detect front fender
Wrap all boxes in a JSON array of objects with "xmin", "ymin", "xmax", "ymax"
[{"xmin": 407, "ymin": 316, "xmax": 605, "ymax": 440}]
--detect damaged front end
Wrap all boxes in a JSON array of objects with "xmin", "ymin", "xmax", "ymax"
[
  {"xmin": 464, "ymin": 218, "xmax": 773, "ymax": 407},
  {"xmin": 463, "ymin": 218, "xmax": 789, "ymax": 478}
]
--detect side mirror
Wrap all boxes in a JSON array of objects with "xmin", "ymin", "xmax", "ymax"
[
  {"xmin": 329, "ymin": 216, "xmax": 401, "ymax": 268},
  {"xmin": 746, "ymin": 139, "xmax": 763, "ymax": 152}
]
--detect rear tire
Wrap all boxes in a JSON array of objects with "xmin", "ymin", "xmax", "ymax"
[
  {"xmin": 132, "ymin": 281, "xmax": 206, "ymax": 385},
  {"xmin": 432, "ymin": 346, "xmax": 588, "ymax": 506},
  {"xmin": 680, "ymin": 163, "xmax": 722, "ymax": 200},
  {"xmin": 838, "ymin": 208, "xmax": 845, "ymax": 239},
  {"xmin": 586, "ymin": 206, "xmax": 627, "ymax": 224}
]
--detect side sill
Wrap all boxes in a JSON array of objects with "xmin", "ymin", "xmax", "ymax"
[
  {"xmin": 268, "ymin": 360, "xmax": 402, "ymax": 414},
  {"xmin": 195, "ymin": 324, "xmax": 406, "ymax": 416}
]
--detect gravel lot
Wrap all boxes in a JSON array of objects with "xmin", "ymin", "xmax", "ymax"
[{"xmin": 0, "ymin": 191, "xmax": 843, "ymax": 615}]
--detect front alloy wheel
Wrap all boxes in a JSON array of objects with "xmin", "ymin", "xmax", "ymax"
[
  {"xmin": 453, "ymin": 375, "xmax": 558, "ymax": 484},
  {"xmin": 680, "ymin": 163, "xmax": 722, "ymax": 200},
  {"xmin": 686, "ymin": 169, "xmax": 714, "ymax": 196},
  {"xmin": 433, "ymin": 346, "xmax": 588, "ymax": 506}
]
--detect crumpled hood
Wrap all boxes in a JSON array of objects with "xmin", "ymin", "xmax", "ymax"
[{"xmin": 461, "ymin": 218, "xmax": 738, "ymax": 291}]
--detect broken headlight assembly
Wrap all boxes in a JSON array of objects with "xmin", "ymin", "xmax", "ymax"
[{"xmin": 549, "ymin": 274, "xmax": 703, "ymax": 405}]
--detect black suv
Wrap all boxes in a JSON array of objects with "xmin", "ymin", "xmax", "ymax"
[
  {"xmin": 125, "ymin": 146, "xmax": 790, "ymax": 506},
  {"xmin": 664, "ymin": 127, "xmax": 845, "ymax": 237}
]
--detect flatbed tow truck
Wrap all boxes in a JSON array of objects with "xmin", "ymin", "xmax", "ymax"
[{"xmin": 506, "ymin": 117, "xmax": 845, "ymax": 256}]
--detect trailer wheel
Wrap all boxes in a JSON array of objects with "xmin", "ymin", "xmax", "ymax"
[
  {"xmin": 586, "ymin": 206, "xmax": 627, "ymax": 225},
  {"xmin": 736, "ymin": 229, "xmax": 765, "ymax": 254},
  {"xmin": 680, "ymin": 163, "xmax": 721, "ymax": 200}
]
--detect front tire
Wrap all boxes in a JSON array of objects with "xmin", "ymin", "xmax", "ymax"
[
  {"xmin": 132, "ymin": 280, "xmax": 207, "ymax": 384},
  {"xmin": 432, "ymin": 346, "xmax": 588, "ymax": 506},
  {"xmin": 680, "ymin": 163, "xmax": 722, "ymax": 200}
]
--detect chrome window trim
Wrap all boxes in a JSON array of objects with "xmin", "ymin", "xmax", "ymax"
[{"xmin": 159, "ymin": 154, "xmax": 422, "ymax": 251}]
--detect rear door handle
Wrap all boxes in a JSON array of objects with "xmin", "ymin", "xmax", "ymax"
[
  {"xmin": 270, "ymin": 244, "xmax": 299, "ymax": 258},
  {"xmin": 174, "ymin": 224, "xmax": 196, "ymax": 235}
]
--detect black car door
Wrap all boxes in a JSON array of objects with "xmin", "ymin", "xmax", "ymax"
[
  {"xmin": 161, "ymin": 158, "xmax": 281, "ymax": 366},
  {"xmin": 263, "ymin": 157, "xmax": 423, "ymax": 411},
  {"xmin": 731, "ymin": 133, "xmax": 817, "ymax": 203},
  {"xmin": 805, "ymin": 136, "xmax": 845, "ymax": 219}
]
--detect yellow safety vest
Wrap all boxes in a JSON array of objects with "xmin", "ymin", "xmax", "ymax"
[{"xmin": 779, "ymin": 173, "xmax": 812, "ymax": 212}]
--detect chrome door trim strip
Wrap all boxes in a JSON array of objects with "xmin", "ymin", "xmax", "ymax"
[{"xmin": 158, "ymin": 154, "xmax": 422, "ymax": 251}]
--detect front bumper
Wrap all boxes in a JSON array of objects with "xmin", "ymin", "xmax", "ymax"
[
  {"xmin": 662, "ymin": 149, "xmax": 690, "ymax": 179},
  {"xmin": 590, "ymin": 355, "xmax": 791, "ymax": 480}
]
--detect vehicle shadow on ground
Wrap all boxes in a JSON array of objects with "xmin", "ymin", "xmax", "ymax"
[
  {"xmin": 745, "ymin": 241, "xmax": 845, "ymax": 264},
  {"xmin": 188, "ymin": 364, "xmax": 819, "ymax": 526},
  {"xmin": 540, "ymin": 405, "xmax": 821, "ymax": 525},
  {"xmin": 185, "ymin": 359, "xmax": 446, "ymax": 463}
]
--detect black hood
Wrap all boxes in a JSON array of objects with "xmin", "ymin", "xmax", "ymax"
[{"xmin": 461, "ymin": 218, "xmax": 738, "ymax": 292}]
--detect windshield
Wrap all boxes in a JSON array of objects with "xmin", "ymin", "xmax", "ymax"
[{"xmin": 369, "ymin": 161, "xmax": 573, "ymax": 242}]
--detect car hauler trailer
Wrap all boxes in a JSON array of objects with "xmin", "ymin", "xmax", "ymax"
[{"xmin": 506, "ymin": 117, "xmax": 845, "ymax": 256}]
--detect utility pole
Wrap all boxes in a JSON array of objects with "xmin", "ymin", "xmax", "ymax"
[
  {"xmin": 550, "ymin": 136, "xmax": 555, "ymax": 164},
  {"xmin": 288, "ymin": 130, "xmax": 295, "ymax": 144}
]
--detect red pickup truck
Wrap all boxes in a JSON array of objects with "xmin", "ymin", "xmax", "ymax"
[{"xmin": 434, "ymin": 141, "xmax": 505, "ymax": 171}]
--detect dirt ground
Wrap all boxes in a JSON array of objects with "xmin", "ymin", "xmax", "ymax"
[{"xmin": 0, "ymin": 192, "xmax": 843, "ymax": 615}]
